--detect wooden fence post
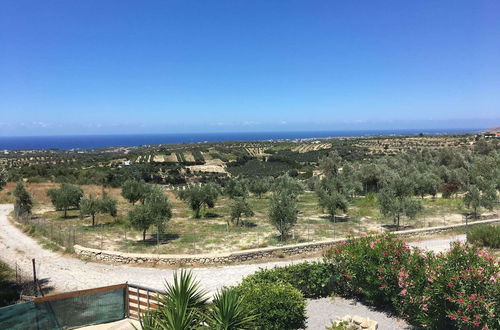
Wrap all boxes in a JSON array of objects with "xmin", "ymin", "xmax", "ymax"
[{"xmin": 32, "ymin": 258, "xmax": 37, "ymax": 297}]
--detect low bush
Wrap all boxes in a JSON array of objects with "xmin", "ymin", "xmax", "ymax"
[
  {"xmin": 235, "ymin": 281, "xmax": 306, "ymax": 330},
  {"xmin": 240, "ymin": 261, "xmax": 333, "ymax": 298},
  {"xmin": 467, "ymin": 224, "xmax": 500, "ymax": 248},
  {"xmin": 323, "ymin": 234, "xmax": 500, "ymax": 329}
]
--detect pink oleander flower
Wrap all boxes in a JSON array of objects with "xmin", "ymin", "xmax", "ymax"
[
  {"xmin": 370, "ymin": 241, "xmax": 375, "ymax": 249},
  {"xmin": 448, "ymin": 282, "xmax": 453, "ymax": 288},
  {"xmin": 448, "ymin": 313, "xmax": 457, "ymax": 320},
  {"xmin": 400, "ymin": 288, "xmax": 407, "ymax": 296},
  {"xmin": 472, "ymin": 320, "xmax": 480, "ymax": 327}
]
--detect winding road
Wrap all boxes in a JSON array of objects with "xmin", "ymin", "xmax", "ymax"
[{"xmin": 0, "ymin": 204, "xmax": 465, "ymax": 294}]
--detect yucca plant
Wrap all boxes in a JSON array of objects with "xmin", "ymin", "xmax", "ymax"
[
  {"xmin": 206, "ymin": 287, "xmax": 256, "ymax": 330},
  {"xmin": 139, "ymin": 270, "xmax": 208, "ymax": 330}
]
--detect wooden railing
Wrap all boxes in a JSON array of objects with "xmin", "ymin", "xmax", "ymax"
[{"xmin": 126, "ymin": 283, "xmax": 165, "ymax": 320}]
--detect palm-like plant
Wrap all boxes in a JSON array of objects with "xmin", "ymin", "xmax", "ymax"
[
  {"xmin": 206, "ymin": 287, "xmax": 256, "ymax": 330},
  {"xmin": 138, "ymin": 271, "xmax": 256, "ymax": 330},
  {"xmin": 140, "ymin": 270, "xmax": 208, "ymax": 330}
]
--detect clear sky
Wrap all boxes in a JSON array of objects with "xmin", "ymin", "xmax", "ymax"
[{"xmin": 1, "ymin": 0, "xmax": 499, "ymax": 136}]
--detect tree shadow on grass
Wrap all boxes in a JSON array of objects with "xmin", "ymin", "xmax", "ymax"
[
  {"xmin": 242, "ymin": 221, "xmax": 258, "ymax": 228},
  {"xmin": 80, "ymin": 221, "xmax": 124, "ymax": 231},
  {"xmin": 204, "ymin": 212, "xmax": 221, "ymax": 218},
  {"xmin": 322, "ymin": 215, "xmax": 350, "ymax": 223},
  {"xmin": 381, "ymin": 224, "xmax": 415, "ymax": 231},
  {"xmin": 130, "ymin": 233, "xmax": 181, "ymax": 246}
]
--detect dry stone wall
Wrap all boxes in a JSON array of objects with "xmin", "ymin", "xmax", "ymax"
[{"xmin": 74, "ymin": 218, "xmax": 500, "ymax": 266}]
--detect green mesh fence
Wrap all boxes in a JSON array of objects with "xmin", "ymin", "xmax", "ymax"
[{"xmin": 0, "ymin": 287, "xmax": 126, "ymax": 329}]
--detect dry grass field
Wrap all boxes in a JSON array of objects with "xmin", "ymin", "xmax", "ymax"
[{"xmin": 3, "ymin": 182, "xmax": 494, "ymax": 255}]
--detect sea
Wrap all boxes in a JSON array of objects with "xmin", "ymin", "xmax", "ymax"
[{"xmin": 0, "ymin": 128, "xmax": 479, "ymax": 151}]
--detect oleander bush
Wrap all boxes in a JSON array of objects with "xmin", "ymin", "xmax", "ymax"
[
  {"xmin": 416, "ymin": 242, "xmax": 500, "ymax": 329},
  {"xmin": 235, "ymin": 281, "xmax": 306, "ymax": 330},
  {"xmin": 323, "ymin": 234, "xmax": 500, "ymax": 329},
  {"xmin": 467, "ymin": 224, "xmax": 500, "ymax": 248}
]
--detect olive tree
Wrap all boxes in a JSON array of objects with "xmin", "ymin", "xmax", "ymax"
[
  {"xmin": 224, "ymin": 178, "xmax": 248, "ymax": 199},
  {"xmin": 178, "ymin": 183, "xmax": 220, "ymax": 218},
  {"xmin": 248, "ymin": 177, "xmax": 273, "ymax": 199},
  {"xmin": 80, "ymin": 193, "xmax": 118, "ymax": 226},
  {"xmin": 319, "ymin": 190, "xmax": 348, "ymax": 222},
  {"xmin": 378, "ymin": 176, "xmax": 423, "ymax": 229},
  {"xmin": 272, "ymin": 174, "xmax": 303, "ymax": 197},
  {"xmin": 463, "ymin": 184, "xmax": 497, "ymax": 218},
  {"xmin": 121, "ymin": 179, "xmax": 150, "ymax": 205},
  {"xmin": 47, "ymin": 183, "xmax": 83, "ymax": 218},
  {"xmin": 129, "ymin": 186, "xmax": 172, "ymax": 241},
  {"xmin": 414, "ymin": 172, "xmax": 441, "ymax": 199},
  {"xmin": 319, "ymin": 151, "xmax": 342, "ymax": 176},
  {"xmin": 0, "ymin": 167, "xmax": 7, "ymax": 191},
  {"xmin": 14, "ymin": 181, "xmax": 33, "ymax": 216},
  {"xmin": 316, "ymin": 176, "xmax": 350, "ymax": 222},
  {"xmin": 268, "ymin": 188, "xmax": 298, "ymax": 240},
  {"xmin": 229, "ymin": 198, "xmax": 254, "ymax": 226}
]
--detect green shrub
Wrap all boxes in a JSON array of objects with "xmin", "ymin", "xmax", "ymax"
[
  {"xmin": 240, "ymin": 262, "xmax": 333, "ymax": 298},
  {"xmin": 235, "ymin": 281, "xmax": 306, "ymax": 330},
  {"xmin": 323, "ymin": 234, "xmax": 500, "ymax": 329},
  {"xmin": 467, "ymin": 224, "xmax": 500, "ymax": 248}
]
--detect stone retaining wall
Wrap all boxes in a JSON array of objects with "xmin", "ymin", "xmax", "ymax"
[{"xmin": 74, "ymin": 218, "xmax": 500, "ymax": 266}]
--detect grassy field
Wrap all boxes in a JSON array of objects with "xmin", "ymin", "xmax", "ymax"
[{"xmin": 2, "ymin": 182, "xmax": 492, "ymax": 255}]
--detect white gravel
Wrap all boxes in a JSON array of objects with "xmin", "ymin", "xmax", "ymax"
[
  {"xmin": 306, "ymin": 297, "xmax": 411, "ymax": 329},
  {"xmin": 408, "ymin": 234, "xmax": 465, "ymax": 253},
  {"xmin": 0, "ymin": 204, "xmax": 465, "ymax": 329}
]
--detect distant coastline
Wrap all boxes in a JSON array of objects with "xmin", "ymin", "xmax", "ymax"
[{"xmin": 0, "ymin": 128, "xmax": 481, "ymax": 151}]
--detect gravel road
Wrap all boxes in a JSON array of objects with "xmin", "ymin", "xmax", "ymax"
[{"xmin": 0, "ymin": 204, "xmax": 465, "ymax": 329}]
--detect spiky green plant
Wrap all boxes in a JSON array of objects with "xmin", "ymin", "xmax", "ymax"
[
  {"xmin": 140, "ymin": 270, "xmax": 208, "ymax": 330},
  {"xmin": 206, "ymin": 287, "xmax": 256, "ymax": 330}
]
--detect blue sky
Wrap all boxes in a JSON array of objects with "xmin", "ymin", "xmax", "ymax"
[{"xmin": 1, "ymin": 0, "xmax": 499, "ymax": 136}]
